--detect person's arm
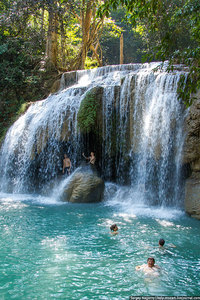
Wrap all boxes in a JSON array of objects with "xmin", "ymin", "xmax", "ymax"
[
  {"xmin": 168, "ymin": 243, "xmax": 176, "ymax": 248},
  {"xmin": 82, "ymin": 153, "xmax": 89, "ymax": 160},
  {"xmin": 155, "ymin": 265, "xmax": 160, "ymax": 269},
  {"xmin": 110, "ymin": 231, "xmax": 118, "ymax": 235},
  {"xmin": 62, "ymin": 160, "xmax": 65, "ymax": 173},
  {"xmin": 135, "ymin": 264, "xmax": 144, "ymax": 270}
]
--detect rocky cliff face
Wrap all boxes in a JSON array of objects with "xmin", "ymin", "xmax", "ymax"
[{"xmin": 183, "ymin": 90, "xmax": 200, "ymax": 219}]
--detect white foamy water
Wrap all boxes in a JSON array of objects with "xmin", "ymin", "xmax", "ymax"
[{"xmin": 104, "ymin": 183, "xmax": 185, "ymax": 220}]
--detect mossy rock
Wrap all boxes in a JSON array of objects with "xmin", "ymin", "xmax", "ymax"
[{"xmin": 77, "ymin": 87, "xmax": 103, "ymax": 133}]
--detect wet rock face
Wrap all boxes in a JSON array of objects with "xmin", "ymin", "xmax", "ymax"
[
  {"xmin": 183, "ymin": 91, "xmax": 200, "ymax": 165},
  {"xmin": 61, "ymin": 166, "xmax": 105, "ymax": 203},
  {"xmin": 185, "ymin": 173, "xmax": 200, "ymax": 220},
  {"xmin": 61, "ymin": 71, "xmax": 77, "ymax": 89},
  {"xmin": 184, "ymin": 91, "xmax": 200, "ymax": 219}
]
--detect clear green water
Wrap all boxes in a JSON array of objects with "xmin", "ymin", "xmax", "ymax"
[{"xmin": 0, "ymin": 193, "xmax": 200, "ymax": 299}]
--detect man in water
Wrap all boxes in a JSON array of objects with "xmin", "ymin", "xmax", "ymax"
[
  {"xmin": 110, "ymin": 224, "xmax": 118, "ymax": 235},
  {"xmin": 158, "ymin": 238, "xmax": 176, "ymax": 249},
  {"xmin": 159, "ymin": 238, "xmax": 165, "ymax": 247},
  {"xmin": 135, "ymin": 257, "xmax": 160, "ymax": 275},
  {"xmin": 62, "ymin": 154, "xmax": 71, "ymax": 176},
  {"xmin": 82, "ymin": 152, "xmax": 96, "ymax": 165}
]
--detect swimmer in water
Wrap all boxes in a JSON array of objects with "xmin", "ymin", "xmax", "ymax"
[
  {"xmin": 159, "ymin": 238, "xmax": 176, "ymax": 249},
  {"xmin": 159, "ymin": 238, "xmax": 165, "ymax": 248},
  {"xmin": 135, "ymin": 257, "xmax": 160, "ymax": 275},
  {"xmin": 110, "ymin": 224, "xmax": 118, "ymax": 235}
]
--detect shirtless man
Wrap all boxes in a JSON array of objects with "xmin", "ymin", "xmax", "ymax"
[
  {"xmin": 82, "ymin": 152, "xmax": 96, "ymax": 165},
  {"xmin": 135, "ymin": 257, "xmax": 160, "ymax": 275},
  {"xmin": 62, "ymin": 154, "xmax": 71, "ymax": 175}
]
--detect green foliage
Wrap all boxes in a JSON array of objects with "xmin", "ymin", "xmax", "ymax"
[
  {"xmin": 98, "ymin": 0, "xmax": 200, "ymax": 106},
  {"xmin": 77, "ymin": 90, "xmax": 100, "ymax": 133},
  {"xmin": 100, "ymin": 8, "xmax": 145, "ymax": 65},
  {"xmin": 0, "ymin": 33, "xmax": 55, "ymax": 140},
  {"xmin": 84, "ymin": 57, "xmax": 99, "ymax": 69},
  {"xmin": 177, "ymin": 63, "xmax": 200, "ymax": 107}
]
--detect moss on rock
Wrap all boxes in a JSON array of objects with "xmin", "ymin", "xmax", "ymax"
[{"xmin": 77, "ymin": 87, "xmax": 103, "ymax": 133}]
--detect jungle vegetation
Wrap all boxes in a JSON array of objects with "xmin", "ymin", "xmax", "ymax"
[{"xmin": 0, "ymin": 0, "xmax": 199, "ymax": 138}]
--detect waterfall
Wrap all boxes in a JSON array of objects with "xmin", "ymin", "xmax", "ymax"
[
  {"xmin": 128, "ymin": 69, "xmax": 186, "ymax": 206},
  {"xmin": 0, "ymin": 87, "xmax": 85, "ymax": 193},
  {"xmin": 0, "ymin": 62, "xmax": 187, "ymax": 206}
]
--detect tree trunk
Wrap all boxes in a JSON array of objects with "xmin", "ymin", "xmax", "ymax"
[
  {"xmin": 69, "ymin": 0, "xmax": 105, "ymax": 70},
  {"xmin": 60, "ymin": 19, "xmax": 66, "ymax": 68},
  {"xmin": 46, "ymin": 4, "xmax": 58, "ymax": 67},
  {"xmin": 41, "ymin": 7, "xmax": 45, "ymax": 39},
  {"xmin": 120, "ymin": 33, "xmax": 124, "ymax": 64},
  {"xmin": 80, "ymin": 0, "xmax": 93, "ymax": 69}
]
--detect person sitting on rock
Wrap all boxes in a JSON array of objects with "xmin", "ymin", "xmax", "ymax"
[
  {"xmin": 110, "ymin": 224, "xmax": 118, "ymax": 235},
  {"xmin": 62, "ymin": 154, "xmax": 71, "ymax": 176},
  {"xmin": 82, "ymin": 152, "xmax": 96, "ymax": 165}
]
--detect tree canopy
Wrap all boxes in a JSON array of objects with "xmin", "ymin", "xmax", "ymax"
[
  {"xmin": 0, "ymin": 0, "xmax": 200, "ymax": 139},
  {"xmin": 98, "ymin": 0, "xmax": 200, "ymax": 105}
]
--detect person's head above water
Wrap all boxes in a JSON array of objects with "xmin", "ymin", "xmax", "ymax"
[
  {"xmin": 147, "ymin": 257, "xmax": 155, "ymax": 268},
  {"xmin": 159, "ymin": 239, "xmax": 165, "ymax": 247},
  {"xmin": 110, "ymin": 224, "xmax": 118, "ymax": 232}
]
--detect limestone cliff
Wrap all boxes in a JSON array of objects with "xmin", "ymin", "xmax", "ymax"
[{"xmin": 183, "ymin": 90, "xmax": 200, "ymax": 219}]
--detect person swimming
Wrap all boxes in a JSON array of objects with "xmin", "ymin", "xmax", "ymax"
[
  {"xmin": 159, "ymin": 238, "xmax": 176, "ymax": 249},
  {"xmin": 135, "ymin": 257, "xmax": 160, "ymax": 275},
  {"xmin": 110, "ymin": 224, "xmax": 118, "ymax": 235},
  {"xmin": 159, "ymin": 238, "xmax": 165, "ymax": 247}
]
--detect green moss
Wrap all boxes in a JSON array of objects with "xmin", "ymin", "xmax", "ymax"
[
  {"xmin": 16, "ymin": 102, "xmax": 30, "ymax": 116},
  {"xmin": 77, "ymin": 89, "xmax": 100, "ymax": 133}
]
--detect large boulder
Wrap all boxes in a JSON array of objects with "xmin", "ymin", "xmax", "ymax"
[{"xmin": 61, "ymin": 166, "xmax": 105, "ymax": 203}]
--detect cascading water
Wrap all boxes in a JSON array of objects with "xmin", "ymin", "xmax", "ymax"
[
  {"xmin": 0, "ymin": 87, "xmax": 86, "ymax": 193},
  {"xmin": 127, "ymin": 68, "xmax": 186, "ymax": 206},
  {"xmin": 0, "ymin": 62, "xmax": 187, "ymax": 207}
]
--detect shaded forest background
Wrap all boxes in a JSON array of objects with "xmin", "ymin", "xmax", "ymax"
[{"xmin": 0, "ymin": 0, "xmax": 199, "ymax": 140}]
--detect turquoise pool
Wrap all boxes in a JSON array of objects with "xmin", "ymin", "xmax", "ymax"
[{"xmin": 0, "ymin": 192, "xmax": 200, "ymax": 299}]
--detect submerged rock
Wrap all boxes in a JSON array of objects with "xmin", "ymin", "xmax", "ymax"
[{"xmin": 61, "ymin": 166, "xmax": 104, "ymax": 203}]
